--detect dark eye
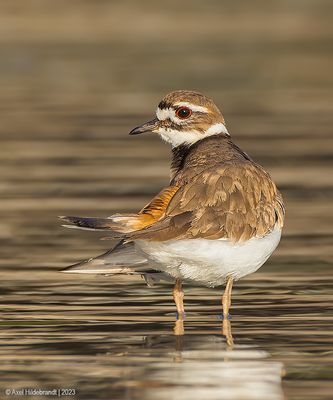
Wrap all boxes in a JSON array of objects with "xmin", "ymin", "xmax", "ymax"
[{"xmin": 175, "ymin": 107, "xmax": 192, "ymax": 119}]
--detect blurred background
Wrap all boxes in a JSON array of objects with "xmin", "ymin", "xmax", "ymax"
[{"xmin": 0, "ymin": 1, "xmax": 332, "ymax": 399}]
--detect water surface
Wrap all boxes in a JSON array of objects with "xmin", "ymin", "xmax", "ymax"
[{"xmin": 0, "ymin": 1, "xmax": 332, "ymax": 399}]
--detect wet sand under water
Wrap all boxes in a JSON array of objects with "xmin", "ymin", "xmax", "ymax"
[{"xmin": 0, "ymin": 270, "xmax": 332, "ymax": 400}]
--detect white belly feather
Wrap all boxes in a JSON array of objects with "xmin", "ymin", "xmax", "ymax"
[{"xmin": 135, "ymin": 227, "xmax": 281, "ymax": 287}]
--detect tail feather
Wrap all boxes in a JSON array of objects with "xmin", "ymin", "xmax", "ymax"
[
  {"xmin": 59, "ymin": 216, "xmax": 175, "ymax": 285},
  {"xmin": 61, "ymin": 241, "xmax": 148, "ymax": 274},
  {"xmin": 59, "ymin": 215, "xmax": 116, "ymax": 231},
  {"xmin": 58, "ymin": 214, "xmax": 141, "ymax": 235},
  {"xmin": 61, "ymin": 240, "xmax": 174, "ymax": 285}
]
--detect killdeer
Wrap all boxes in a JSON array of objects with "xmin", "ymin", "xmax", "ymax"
[{"xmin": 60, "ymin": 90, "xmax": 285, "ymax": 320}]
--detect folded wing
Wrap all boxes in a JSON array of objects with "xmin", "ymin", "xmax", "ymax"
[
  {"xmin": 61, "ymin": 162, "xmax": 284, "ymax": 244},
  {"xmin": 128, "ymin": 162, "xmax": 285, "ymax": 243}
]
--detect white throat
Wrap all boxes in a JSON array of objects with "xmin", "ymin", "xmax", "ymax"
[{"xmin": 157, "ymin": 123, "xmax": 229, "ymax": 147}]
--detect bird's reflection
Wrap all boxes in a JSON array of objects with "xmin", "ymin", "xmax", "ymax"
[
  {"xmin": 222, "ymin": 319, "xmax": 234, "ymax": 347},
  {"xmin": 173, "ymin": 318, "xmax": 185, "ymax": 336},
  {"xmin": 173, "ymin": 317, "xmax": 233, "ymax": 347},
  {"xmin": 146, "ymin": 316, "xmax": 285, "ymax": 400}
]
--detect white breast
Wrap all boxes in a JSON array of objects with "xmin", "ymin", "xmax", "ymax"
[{"xmin": 135, "ymin": 227, "xmax": 282, "ymax": 287}]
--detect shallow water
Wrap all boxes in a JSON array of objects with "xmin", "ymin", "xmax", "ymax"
[
  {"xmin": 1, "ymin": 270, "xmax": 332, "ymax": 400},
  {"xmin": 1, "ymin": 1, "xmax": 333, "ymax": 399}
]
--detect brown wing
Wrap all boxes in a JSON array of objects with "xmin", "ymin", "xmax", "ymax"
[{"xmin": 128, "ymin": 162, "xmax": 285, "ymax": 242}]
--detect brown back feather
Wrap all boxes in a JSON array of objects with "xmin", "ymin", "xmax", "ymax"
[{"xmin": 128, "ymin": 136, "xmax": 284, "ymax": 243}]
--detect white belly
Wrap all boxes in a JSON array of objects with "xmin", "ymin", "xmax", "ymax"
[{"xmin": 135, "ymin": 227, "xmax": 281, "ymax": 287}]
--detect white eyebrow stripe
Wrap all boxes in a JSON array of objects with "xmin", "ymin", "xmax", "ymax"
[
  {"xmin": 174, "ymin": 102, "xmax": 209, "ymax": 113},
  {"xmin": 156, "ymin": 107, "xmax": 184, "ymax": 124},
  {"xmin": 156, "ymin": 107, "xmax": 171, "ymax": 121},
  {"xmin": 156, "ymin": 102, "xmax": 210, "ymax": 121}
]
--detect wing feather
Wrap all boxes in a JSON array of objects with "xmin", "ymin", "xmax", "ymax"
[
  {"xmin": 128, "ymin": 162, "xmax": 285, "ymax": 243},
  {"xmin": 61, "ymin": 162, "xmax": 284, "ymax": 244}
]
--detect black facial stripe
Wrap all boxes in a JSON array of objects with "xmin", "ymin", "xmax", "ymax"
[
  {"xmin": 158, "ymin": 100, "xmax": 173, "ymax": 109},
  {"xmin": 160, "ymin": 119, "xmax": 186, "ymax": 131},
  {"xmin": 168, "ymin": 120, "xmax": 184, "ymax": 131},
  {"xmin": 158, "ymin": 100, "xmax": 208, "ymax": 117}
]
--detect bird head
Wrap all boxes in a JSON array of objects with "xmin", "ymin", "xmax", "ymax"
[{"xmin": 129, "ymin": 90, "xmax": 229, "ymax": 147}]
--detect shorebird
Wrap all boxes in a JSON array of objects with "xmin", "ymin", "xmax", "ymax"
[{"xmin": 60, "ymin": 90, "xmax": 285, "ymax": 320}]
